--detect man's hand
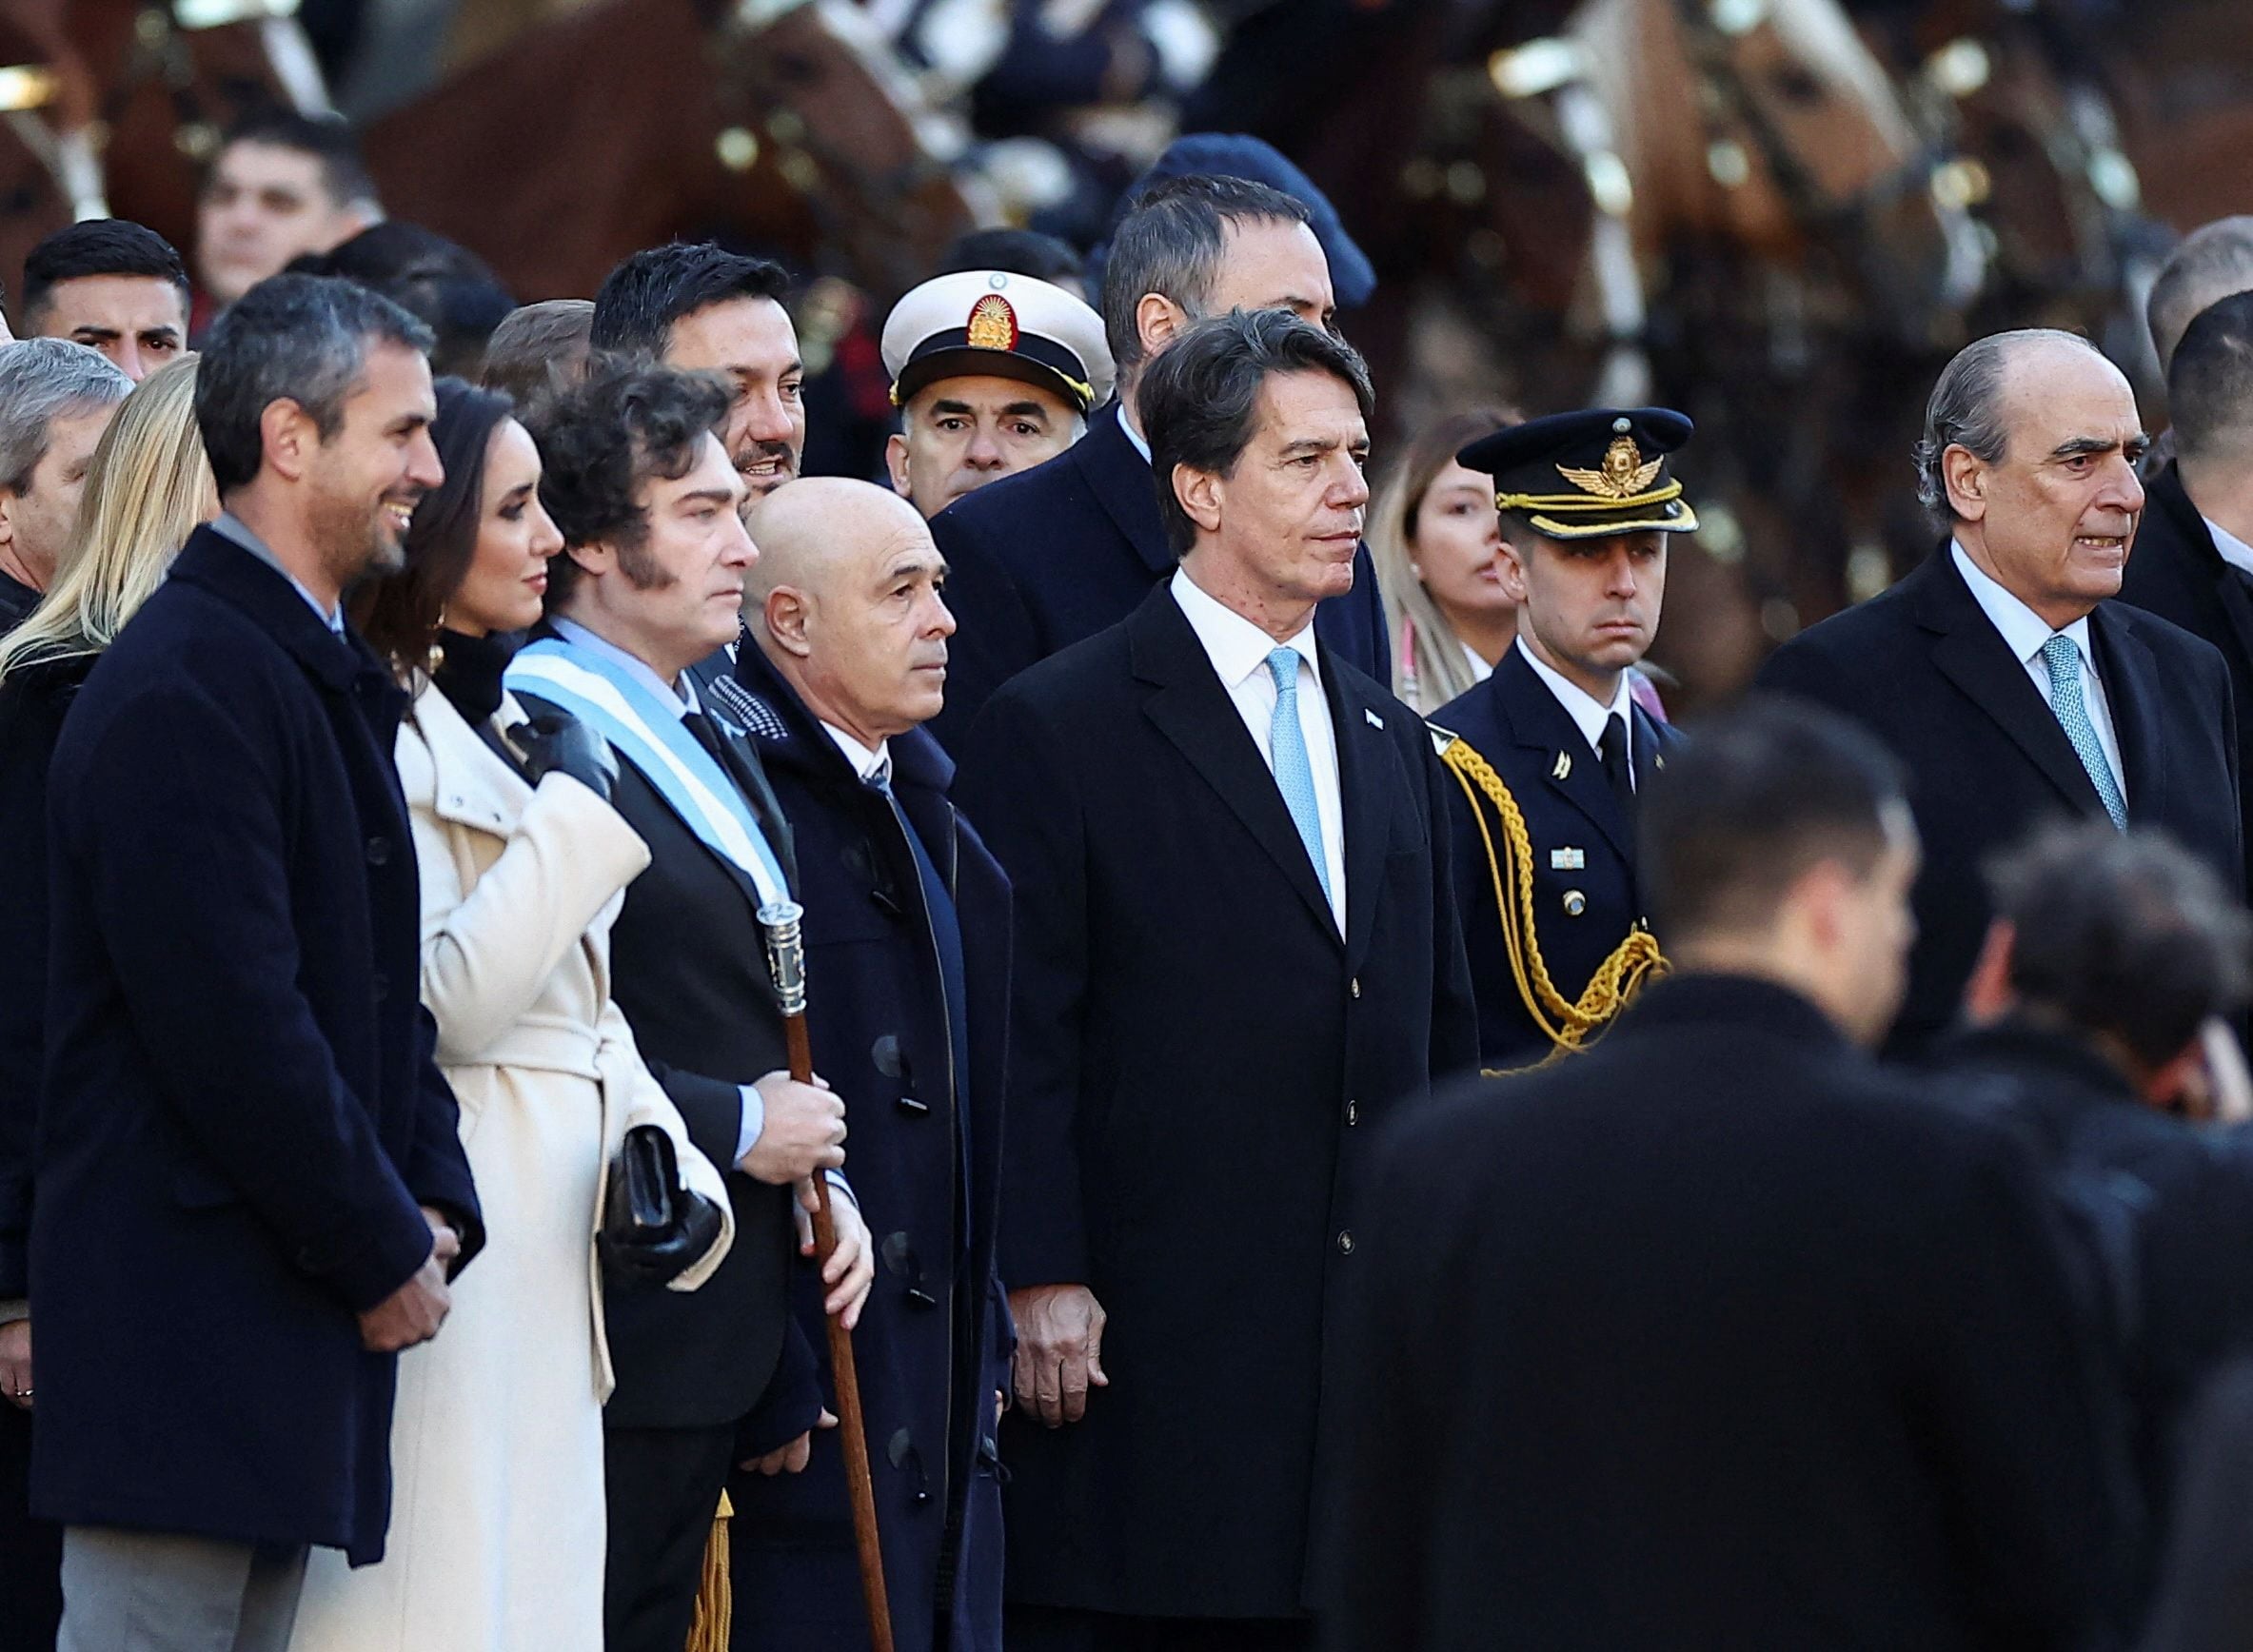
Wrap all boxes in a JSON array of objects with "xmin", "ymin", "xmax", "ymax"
[
  {"xmin": 1010, "ymin": 1284, "xmax": 1108, "ymax": 1427},
  {"xmin": 800, "ymin": 1183, "xmax": 874, "ymax": 1330},
  {"xmin": 742, "ymin": 1408, "xmax": 836, "ymax": 1475},
  {"xmin": 741, "ymin": 1072, "xmax": 846, "ymax": 1185},
  {"xmin": 0, "ymin": 1318, "xmax": 30, "ymax": 1410},
  {"xmin": 357, "ymin": 1218, "xmax": 460, "ymax": 1352}
]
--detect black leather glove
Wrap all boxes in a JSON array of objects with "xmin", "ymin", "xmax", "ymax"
[
  {"xmin": 513, "ymin": 711, "xmax": 619, "ymax": 803},
  {"xmin": 601, "ymin": 1125, "xmax": 725, "ymax": 1287}
]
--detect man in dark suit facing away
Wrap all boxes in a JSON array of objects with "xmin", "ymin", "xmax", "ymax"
[
  {"xmin": 1326, "ymin": 698, "xmax": 2126, "ymax": 1652},
  {"xmin": 1759, "ymin": 327, "xmax": 2242, "ymax": 1052},
  {"xmin": 955, "ymin": 309, "xmax": 1476, "ymax": 1651},
  {"xmin": 927, "ymin": 173, "xmax": 1388, "ymax": 751},
  {"xmin": 2120, "ymin": 291, "xmax": 2253, "ymax": 874}
]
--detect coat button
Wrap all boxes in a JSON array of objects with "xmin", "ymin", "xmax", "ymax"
[
  {"xmin": 1563, "ymin": 889, "xmax": 1588, "ymax": 917},
  {"xmin": 1346, "ymin": 1098, "xmax": 1358, "ymax": 1126},
  {"xmin": 1350, "ymin": 977, "xmax": 1361, "ymax": 999},
  {"xmin": 871, "ymin": 1035, "xmax": 905, "ymax": 1079},
  {"xmin": 366, "ymin": 836, "xmax": 391, "ymax": 866},
  {"xmin": 1336, "ymin": 1229, "xmax": 1355, "ymax": 1255}
]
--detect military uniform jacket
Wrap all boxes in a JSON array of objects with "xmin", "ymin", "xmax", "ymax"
[
  {"xmin": 954, "ymin": 582, "xmax": 1478, "ymax": 1619},
  {"xmin": 1433, "ymin": 645, "xmax": 1680, "ymax": 1070},
  {"xmin": 717, "ymin": 643, "xmax": 1013, "ymax": 1652}
]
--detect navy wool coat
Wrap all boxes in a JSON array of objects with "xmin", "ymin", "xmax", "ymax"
[
  {"xmin": 924, "ymin": 403, "xmax": 1388, "ymax": 752},
  {"xmin": 31, "ymin": 528, "xmax": 482, "ymax": 1563},
  {"xmin": 720, "ymin": 642, "xmax": 1013, "ymax": 1652}
]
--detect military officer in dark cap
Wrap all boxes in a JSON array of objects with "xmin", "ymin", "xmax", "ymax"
[{"xmin": 1432, "ymin": 407, "xmax": 1697, "ymax": 1069}]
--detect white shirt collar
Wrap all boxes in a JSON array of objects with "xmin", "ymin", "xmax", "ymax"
[
  {"xmin": 1514, "ymin": 638, "xmax": 1632, "ymax": 756},
  {"xmin": 1169, "ymin": 566, "xmax": 1321, "ymax": 692},
  {"xmin": 821, "ymin": 720, "xmax": 891, "ymax": 783},
  {"xmin": 1949, "ymin": 540, "xmax": 2095, "ymax": 669},
  {"xmin": 1117, "ymin": 399, "xmax": 1151, "ymax": 466},
  {"xmin": 550, "ymin": 615, "xmax": 702, "ymax": 716},
  {"xmin": 2204, "ymin": 516, "xmax": 2253, "ymax": 581}
]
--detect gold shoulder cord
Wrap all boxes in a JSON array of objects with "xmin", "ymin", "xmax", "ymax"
[{"xmin": 1438, "ymin": 736, "xmax": 1666, "ymax": 1070}]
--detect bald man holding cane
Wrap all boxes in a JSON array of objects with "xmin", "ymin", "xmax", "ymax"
[{"xmin": 719, "ymin": 479, "xmax": 1014, "ymax": 1652}]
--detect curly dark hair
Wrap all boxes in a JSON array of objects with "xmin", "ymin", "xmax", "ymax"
[{"xmin": 529, "ymin": 363, "xmax": 730, "ymax": 610}]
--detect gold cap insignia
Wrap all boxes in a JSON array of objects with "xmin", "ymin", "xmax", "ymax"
[
  {"xmin": 966, "ymin": 293, "xmax": 1018, "ymax": 352},
  {"xmin": 1558, "ymin": 435, "xmax": 1663, "ymax": 501}
]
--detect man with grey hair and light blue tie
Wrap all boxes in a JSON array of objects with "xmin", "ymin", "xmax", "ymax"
[
  {"xmin": 953, "ymin": 307, "xmax": 1477, "ymax": 1652},
  {"xmin": 1761, "ymin": 325, "xmax": 2243, "ymax": 1053}
]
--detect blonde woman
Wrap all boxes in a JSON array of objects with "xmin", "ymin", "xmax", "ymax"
[
  {"xmin": 1369, "ymin": 407, "xmax": 1521, "ymax": 714},
  {"xmin": 0, "ymin": 357, "xmax": 215, "ymax": 1639}
]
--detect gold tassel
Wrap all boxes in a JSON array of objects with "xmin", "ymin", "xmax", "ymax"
[
  {"xmin": 683, "ymin": 1490, "xmax": 732, "ymax": 1652},
  {"xmin": 1440, "ymin": 737, "xmax": 1667, "ymax": 1072}
]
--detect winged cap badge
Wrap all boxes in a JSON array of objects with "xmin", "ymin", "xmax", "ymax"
[{"xmin": 1558, "ymin": 434, "xmax": 1663, "ymax": 501}]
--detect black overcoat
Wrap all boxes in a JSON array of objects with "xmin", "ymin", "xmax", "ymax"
[
  {"xmin": 719, "ymin": 644, "xmax": 1013, "ymax": 1652},
  {"xmin": 512, "ymin": 641, "xmax": 814, "ymax": 1434},
  {"xmin": 1757, "ymin": 544, "xmax": 2243, "ymax": 1051},
  {"xmin": 1432, "ymin": 645, "xmax": 1684, "ymax": 1067},
  {"xmin": 1324, "ymin": 974, "xmax": 2125, "ymax": 1652},
  {"xmin": 30, "ymin": 527, "xmax": 483, "ymax": 1564},
  {"xmin": 2117, "ymin": 462, "xmax": 2253, "ymax": 877},
  {"xmin": 924, "ymin": 403, "xmax": 1388, "ymax": 750},
  {"xmin": 953, "ymin": 581, "xmax": 1478, "ymax": 1619}
]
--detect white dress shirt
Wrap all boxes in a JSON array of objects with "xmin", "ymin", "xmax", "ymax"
[
  {"xmin": 1460, "ymin": 640, "xmax": 1495, "ymax": 685},
  {"xmin": 1169, "ymin": 567, "xmax": 1347, "ymax": 934},
  {"xmin": 823, "ymin": 722, "xmax": 890, "ymax": 783},
  {"xmin": 1949, "ymin": 541, "xmax": 2127, "ymax": 804},
  {"xmin": 1117, "ymin": 399, "xmax": 1151, "ymax": 465},
  {"xmin": 2204, "ymin": 515, "xmax": 2253, "ymax": 582},
  {"xmin": 1515, "ymin": 639, "xmax": 1636, "ymax": 781}
]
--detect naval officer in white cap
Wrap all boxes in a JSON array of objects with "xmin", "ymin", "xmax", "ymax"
[{"xmin": 881, "ymin": 268, "xmax": 1114, "ymax": 521}]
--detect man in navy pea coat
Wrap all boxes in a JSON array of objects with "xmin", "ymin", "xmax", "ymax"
[
  {"xmin": 712, "ymin": 479, "xmax": 1013, "ymax": 1652},
  {"xmin": 31, "ymin": 276, "xmax": 482, "ymax": 1651}
]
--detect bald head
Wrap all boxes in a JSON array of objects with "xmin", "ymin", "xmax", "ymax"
[
  {"xmin": 2149, "ymin": 217, "xmax": 2253, "ymax": 372},
  {"xmin": 747, "ymin": 476, "xmax": 956, "ymax": 746}
]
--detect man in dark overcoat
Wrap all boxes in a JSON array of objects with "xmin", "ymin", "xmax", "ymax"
[
  {"xmin": 1325, "ymin": 698, "xmax": 2126, "ymax": 1652},
  {"xmin": 1759, "ymin": 327, "xmax": 2243, "ymax": 1052},
  {"xmin": 926, "ymin": 171, "xmax": 1386, "ymax": 752},
  {"xmin": 2119, "ymin": 291, "xmax": 2253, "ymax": 875},
  {"xmin": 717, "ymin": 478, "xmax": 1012, "ymax": 1652},
  {"xmin": 1433, "ymin": 406, "xmax": 1695, "ymax": 1068},
  {"xmin": 31, "ymin": 274, "xmax": 484, "ymax": 1652},
  {"xmin": 503, "ymin": 364, "xmax": 875, "ymax": 1652},
  {"xmin": 954, "ymin": 310, "xmax": 1477, "ymax": 1651}
]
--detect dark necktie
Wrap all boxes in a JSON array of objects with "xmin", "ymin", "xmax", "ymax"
[
  {"xmin": 1598, "ymin": 712, "xmax": 1635, "ymax": 819},
  {"xmin": 680, "ymin": 708, "xmax": 730, "ymax": 768}
]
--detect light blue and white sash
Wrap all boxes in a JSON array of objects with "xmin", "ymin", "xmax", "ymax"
[{"xmin": 505, "ymin": 636, "xmax": 789, "ymax": 904}]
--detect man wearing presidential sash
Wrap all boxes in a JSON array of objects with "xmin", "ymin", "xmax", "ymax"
[
  {"xmin": 1433, "ymin": 408, "xmax": 1700, "ymax": 1070},
  {"xmin": 504, "ymin": 364, "xmax": 874, "ymax": 1652}
]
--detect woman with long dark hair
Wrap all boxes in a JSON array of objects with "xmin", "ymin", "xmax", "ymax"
[{"xmin": 290, "ymin": 378, "xmax": 731, "ymax": 1652}]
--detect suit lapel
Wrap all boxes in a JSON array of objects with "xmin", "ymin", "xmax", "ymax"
[
  {"xmin": 1492, "ymin": 649, "xmax": 1631, "ymax": 860},
  {"xmin": 1132, "ymin": 590, "xmax": 1339, "ymax": 941},
  {"xmin": 1913, "ymin": 550, "xmax": 2107, "ymax": 816},
  {"xmin": 2152, "ymin": 464, "xmax": 2253, "ymax": 670},
  {"xmin": 2091, "ymin": 604, "xmax": 2165, "ymax": 816},
  {"xmin": 1324, "ymin": 661, "xmax": 1394, "ymax": 972},
  {"xmin": 1080, "ymin": 403, "xmax": 1174, "ymax": 577}
]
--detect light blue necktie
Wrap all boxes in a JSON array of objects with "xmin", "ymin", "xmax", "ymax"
[
  {"xmin": 2040, "ymin": 633, "xmax": 2127, "ymax": 829},
  {"xmin": 1266, "ymin": 646, "xmax": 1333, "ymax": 903}
]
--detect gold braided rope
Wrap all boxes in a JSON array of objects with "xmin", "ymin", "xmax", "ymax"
[
  {"xmin": 1492, "ymin": 480, "xmax": 1684, "ymax": 512},
  {"xmin": 1439, "ymin": 735, "xmax": 1666, "ymax": 1071}
]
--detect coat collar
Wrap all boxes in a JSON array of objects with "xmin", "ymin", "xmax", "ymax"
[
  {"xmin": 409, "ymin": 677, "xmax": 534, "ymax": 837},
  {"xmin": 1473, "ymin": 643, "xmax": 1645, "ymax": 859},
  {"xmin": 2150, "ymin": 461, "xmax": 2253, "ymax": 670},
  {"xmin": 1079, "ymin": 399, "xmax": 1172, "ymax": 577},
  {"xmin": 1904, "ymin": 541, "xmax": 2153, "ymax": 817},
  {"xmin": 726, "ymin": 639, "xmax": 957, "ymax": 800},
  {"xmin": 1126, "ymin": 581, "xmax": 1394, "ymax": 965},
  {"xmin": 1937, "ymin": 1015, "xmax": 2144, "ymax": 1111},
  {"xmin": 1611, "ymin": 971, "xmax": 1848, "ymax": 1051},
  {"xmin": 167, "ymin": 525, "xmax": 384, "ymax": 696}
]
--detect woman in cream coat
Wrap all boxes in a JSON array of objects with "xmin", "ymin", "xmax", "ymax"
[{"xmin": 291, "ymin": 380, "xmax": 731, "ymax": 1652}]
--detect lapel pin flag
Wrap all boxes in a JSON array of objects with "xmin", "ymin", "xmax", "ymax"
[{"xmin": 1365, "ymin": 708, "xmax": 1385, "ymax": 730}]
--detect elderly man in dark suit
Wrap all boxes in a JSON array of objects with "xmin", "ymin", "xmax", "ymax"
[
  {"xmin": 719, "ymin": 477, "xmax": 1013, "ymax": 1652},
  {"xmin": 1327, "ymin": 698, "xmax": 2126, "ymax": 1652},
  {"xmin": 2120, "ymin": 292, "xmax": 2253, "ymax": 874},
  {"xmin": 927, "ymin": 172, "xmax": 1387, "ymax": 752},
  {"xmin": 955, "ymin": 309, "xmax": 1477, "ymax": 1652},
  {"xmin": 502, "ymin": 365, "xmax": 875, "ymax": 1652},
  {"xmin": 31, "ymin": 275, "xmax": 484, "ymax": 1652},
  {"xmin": 1759, "ymin": 327, "xmax": 2242, "ymax": 1052}
]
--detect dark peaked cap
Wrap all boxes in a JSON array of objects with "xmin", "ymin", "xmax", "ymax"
[{"xmin": 1459, "ymin": 406, "xmax": 1701, "ymax": 540}]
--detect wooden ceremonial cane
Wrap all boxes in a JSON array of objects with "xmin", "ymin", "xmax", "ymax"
[{"xmin": 760, "ymin": 899, "xmax": 897, "ymax": 1652}]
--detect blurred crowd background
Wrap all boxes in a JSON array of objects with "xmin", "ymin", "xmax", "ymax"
[{"xmin": 3, "ymin": 0, "xmax": 2247, "ymax": 710}]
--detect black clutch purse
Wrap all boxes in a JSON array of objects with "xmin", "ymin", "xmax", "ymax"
[{"xmin": 601, "ymin": 1124, "xmax": 725, "ymax": 1286}]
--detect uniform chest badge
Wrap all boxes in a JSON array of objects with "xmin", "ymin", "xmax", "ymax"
[
  {"xmin": 1551, "ymin": 847, "xmax": 1586, "ymax": 871},
  {"xmin": 1551, "ymin": 751, "xmax": 1572, "ymax": 780}
]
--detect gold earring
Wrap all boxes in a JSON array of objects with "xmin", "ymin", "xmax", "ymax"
[{"xmin": 425, "ymin": 609, "xmax": 446, "ymax": 675}]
